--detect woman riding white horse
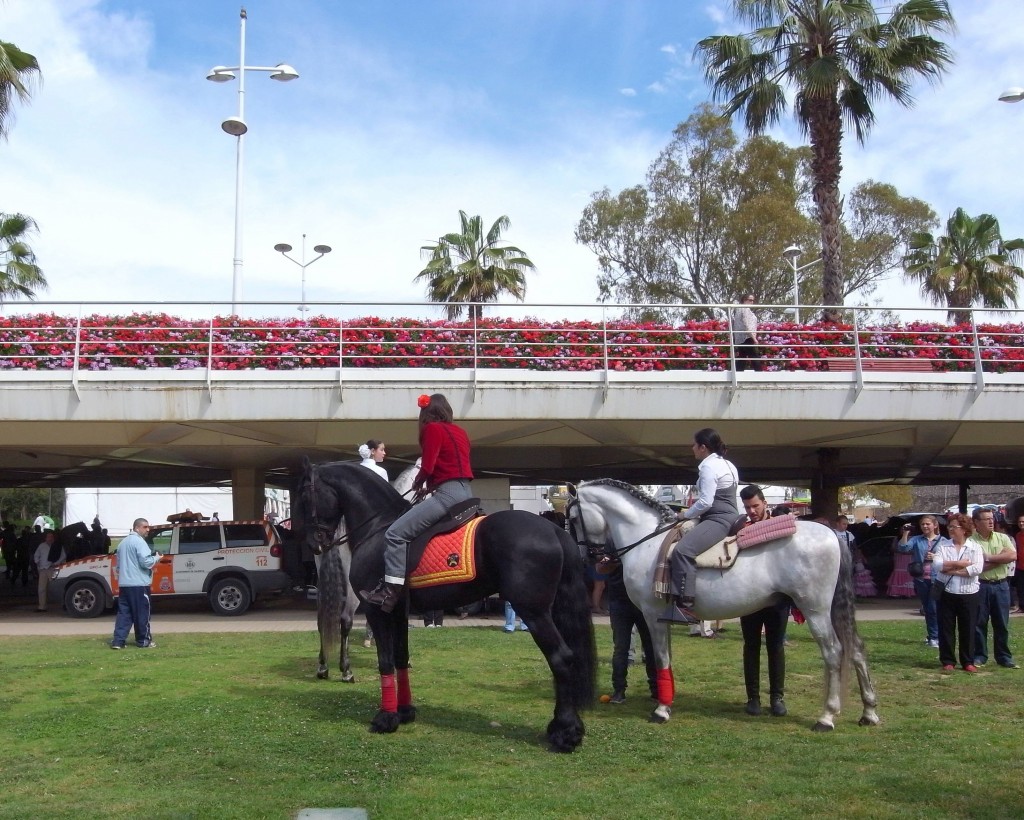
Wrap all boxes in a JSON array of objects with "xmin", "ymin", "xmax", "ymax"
[
  {"xmin": 662, "ymin": 427, "xmax": 739, "ymax": 625},
  {"xmin": 566, "ymin": 479, "xmax": 880, "ymax": 731}
]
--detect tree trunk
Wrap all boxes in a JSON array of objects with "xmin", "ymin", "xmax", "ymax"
[{"xmin": 807, "ymin": 99, "xmax": 845, "ymax": 311}]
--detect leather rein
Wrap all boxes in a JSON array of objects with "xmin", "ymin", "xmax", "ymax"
[
  {"xmin": 307, "ymin": 467, "xmax": 416, "ymax": 553},
  {"xmin": 565, "ymin": 495, "xmax": 680, "ymax": 562}
]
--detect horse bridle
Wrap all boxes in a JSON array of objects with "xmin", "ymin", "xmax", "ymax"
[
  {"xmin": 306, "ymin": 466, "xmax": 417, "ymax": 554},
  {"xmin": 565, "ymin": 494, "xmax": 681, "ymax": 563}
]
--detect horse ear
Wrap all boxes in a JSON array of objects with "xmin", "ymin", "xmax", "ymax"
[{"xmin": 566, "ymin": 482, "xmax": 578, "ymax": 499}]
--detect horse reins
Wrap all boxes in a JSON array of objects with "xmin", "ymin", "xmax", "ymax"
[
  {"xmin": 308, "ymin": 467, "xmax": 420, "ymax": 552},
  {"xmin": 566, "ymin": 496, "xmax": 680, "ymax": 562}
]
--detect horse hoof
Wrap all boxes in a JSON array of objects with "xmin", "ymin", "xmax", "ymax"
[
  {"xmin": 811, "ymin": 721, "xmax": 835, "ymax": 733},
  {"xmin": 649, "ymin": 704, "xmax": 672, "ymax": 724},
  {"xmin": 398, "ymin": 705, "xmax": 417, "ymax": 724},
  {"xmin": 341, "ymin": 673, "xmax": 356, "ymax": 684},
  {"xmin": 316, "ymin": 668, "xmax": 329, "ymax": 680},
  {"xmin": 858, "ymin": 715, "xmax": 880, "ymax": 727},
  {"xmin": 546, "ymin": 717, "xmax": 585, "ymax": 753},
  {"xmin": 369, "ymin": 710, "xmax": 401, "ymax": 734}
]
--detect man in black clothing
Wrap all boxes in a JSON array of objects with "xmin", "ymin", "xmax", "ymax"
[
  {"xmin": 596, "ymin": 556, "xmax": 657, "ymax": 704},
  {"xmin": 738, "ymin": 485, "xmax": 788, "ymax": 717}
]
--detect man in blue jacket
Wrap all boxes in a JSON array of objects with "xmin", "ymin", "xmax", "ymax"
[{"xmin": 111, "ymin": 518, "xmax": 161, "ymax": 650}]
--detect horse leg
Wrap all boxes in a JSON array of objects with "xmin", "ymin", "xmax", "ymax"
[
  {"xmin": 367, "ymin": 610, "xmax": 402, "ymax": 734},
  {"xmin": 394, "ymin": 609, "xmax": 416, "ymax": 725},
  {"xmin": 316, "ymin": 599, "xmax": 330, "ymax": 680},
  {"xmin": 803, "ymin": 610, "xmax": 843, "ymax": 731},
  {"xmin": 849, "ymin": 631, "xmax": 880, "ymax": 726},
  {"xmin": 338, "ymin": 606, "xmax": 355, "ymax": 683},
  {"xmin": 644, "ymin": 613, "xmax": 674, "ymax": 724},
  {"xmin": 520, "ymin": 611, "xmax": 585, "ymax": 753}
]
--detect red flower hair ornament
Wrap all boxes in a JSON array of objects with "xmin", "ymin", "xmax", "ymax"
[{"xmin": 417, "ymin": 394, "xmax": 431, "ymax": 408}]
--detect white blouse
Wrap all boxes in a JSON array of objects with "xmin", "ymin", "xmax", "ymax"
[
  {"xmin": 685, "ymin": 452, "xmax": 739, "ymax": 520},
  {"xmin": 931, "ymin": 539, "xmax": 984, "ymax": 595},
  {"xmin": 360, "ymin": 458, "xmax": 388, "ymax": 481}
]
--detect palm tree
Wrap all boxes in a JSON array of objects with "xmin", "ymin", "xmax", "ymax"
[
  {"xmin": 695, "ymin": 0, "xmax": 955, "ymax": 310},
  {"xmin": 902, "ymin": 208, "xmax": 1024, "ymax": 325},
  {"xmin": 0, "ymin": 212, "xmax": 47, "ymax": 302},
  {"xmin": 416, "ymin": 211, "xmax": 535, "ymax": 320},
  {"xmin": 0, "ymin": 39, "xmax": 41, "ymax": 140}
]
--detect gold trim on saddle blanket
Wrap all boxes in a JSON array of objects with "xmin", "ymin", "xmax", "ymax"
[{"xmin": 409, "ymin": 516, "xmax": 484, "ymax": 589}]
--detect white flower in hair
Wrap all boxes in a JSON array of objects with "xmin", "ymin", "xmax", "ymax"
[{"xmin": 358, "ymin": 443, "xmax": 372, "ymax": 459}]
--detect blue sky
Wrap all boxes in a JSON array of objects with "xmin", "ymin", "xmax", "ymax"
[{"xmin": 2, "ymin": 0, "xmax": 1023, "ymax": 318}]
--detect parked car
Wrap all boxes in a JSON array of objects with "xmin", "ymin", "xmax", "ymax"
[{"xmin": 50, "ymin": 519, "xmax": 297, "ymax": 618}]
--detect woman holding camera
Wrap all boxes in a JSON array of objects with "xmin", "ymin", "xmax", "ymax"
[
  {"xmin": 933, "ymin": 513, "xmax": 984, "ymax": 673},
  {"xmin": 897, "ymin": 516, "xmax": 943, "ymax": 648}
]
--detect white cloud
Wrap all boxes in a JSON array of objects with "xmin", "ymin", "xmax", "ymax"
[{"xmin": 619, "ymin": 87, "xmax": 637, "ymax": 97}]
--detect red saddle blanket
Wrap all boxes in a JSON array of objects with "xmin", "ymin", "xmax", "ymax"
[{"xmin": 409, "ymin": 516, "xmax": 484, "ymax": 589}]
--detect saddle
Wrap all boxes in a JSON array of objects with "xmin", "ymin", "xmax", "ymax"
[
  {"xmin": 695, "ymin": 514, "xmax": 799, "ymax": 569},
  {"xmin": 653, "ymin": 514, "xmax": 798, "ymax": 597},
  {"xmin": 408, "ymin": 498, "xmax": 484, "ymax": 589}
]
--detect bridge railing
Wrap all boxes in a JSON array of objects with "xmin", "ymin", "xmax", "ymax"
[{"xmin": 1, "ymin": 301, "xmax": 1022, "ymax": 380}]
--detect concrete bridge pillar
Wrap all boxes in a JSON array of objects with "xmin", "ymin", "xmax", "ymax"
[
  {"xmin": 231, "ymin": 467, "xmax": 266, "ymax": 521},
  {"xmin": 810, "ymin": 447, "xmax": 841, "ymax": 522}
]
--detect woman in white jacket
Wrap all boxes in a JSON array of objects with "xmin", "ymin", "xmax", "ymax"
[{"xmin": 358, "ymin": 440, "xmax": 388, "ymax": 481}]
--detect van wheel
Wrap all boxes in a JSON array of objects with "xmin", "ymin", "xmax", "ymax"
[
  {"xmin": 65, "ymin": 580, "xmax": 106, "ymax": 618},
  {"xmin": 209, "ymin": 577, "xmax": 251, "ymax": 616}
]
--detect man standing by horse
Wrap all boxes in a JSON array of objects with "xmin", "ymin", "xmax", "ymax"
[{"xmin": 737, "ymin": 485, "xmax": 788, "ymax": 717}]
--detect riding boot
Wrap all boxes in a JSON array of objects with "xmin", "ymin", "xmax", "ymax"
[
  {"xmin": 657, "ymin": 596, "xmax": 699, "ymax": 625},
  {"xmin": 360, "ymin": 580, "xmax": 402, "ymax": 614}
]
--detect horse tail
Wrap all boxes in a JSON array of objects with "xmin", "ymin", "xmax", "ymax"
[
  {"xmin": 830, "ymin": 538, "xmax": 860, "ymax": 709},
  {"xmin": 551, "ymin": 529, "xmax": 597, "ymax": 710},
  {"xmin": 317, "ymin": 546, "xmax": 345, "ymax": 667}
]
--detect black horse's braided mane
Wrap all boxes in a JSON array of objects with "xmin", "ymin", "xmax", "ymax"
[{"xmin": 582, "ymin": 478, "xmax": 678, "ymax": 524}]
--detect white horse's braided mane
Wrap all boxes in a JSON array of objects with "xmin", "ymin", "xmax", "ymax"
[{"xmin": 583, "ymin": 478, "xmax": 678, "ymax": 524}]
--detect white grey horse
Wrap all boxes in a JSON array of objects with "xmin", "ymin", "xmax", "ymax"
[
  {"xmin": 315, "ymin": 461, "xmax": 419, "ymax": 681},
  {"xmin": 565, "ymin": 479, "xmax": 879, "ymax": 731}
]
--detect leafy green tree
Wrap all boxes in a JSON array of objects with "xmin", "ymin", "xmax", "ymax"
[
  {"xmin": 0, "ymin": 487, "xmax": 64, "ymax": 526},
  {"xmin": 576, "ymin": 107, "xmax": 932, "ymax": 320},
  {"xmin": 577, "ymin": 105, "xmax": 816, "ymax": 320},
  {"xmin": 695, "ymin": 0, "xmax": 955, "ymax": 310},
  {"xmin": 0, "ymin": 38, "xmax": 40, "ymax": 140},
  {"xmin": 0, "ymin": 212, "xmax": 46, "ymax": 302},
  {"xmin": 416, "ymin": 211, "xmax": 535, "ymax": 320},
  {"xmin": 902, "ymin": 208, "xmax": 1024, "ymax": 324}
]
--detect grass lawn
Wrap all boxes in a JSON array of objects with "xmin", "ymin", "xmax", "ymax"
[{"xmin": 2, "ymin": 620, "xmax": 1021, "ymax": 819}]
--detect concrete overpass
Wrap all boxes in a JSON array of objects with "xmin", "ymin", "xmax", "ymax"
[{"xmin": 2, "ymin": 365, "xmax": 1021, "ymax": 518}]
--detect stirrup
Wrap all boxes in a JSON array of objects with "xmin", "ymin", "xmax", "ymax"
[{"xmin": 657, "ymin": 600, "xmax": 700, "ymax": 625}]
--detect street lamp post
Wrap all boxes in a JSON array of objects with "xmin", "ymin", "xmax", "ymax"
[
  {"xmin": 207, "ymin": 7, "xmax": 299, "ymax": 314},
  {"xmin": 274, "ymin": 235, "xmax": 332, "ymax": 313},
  {"xmin": 781, "ymin": 245, "xmax": 822, "ymax": 323}
]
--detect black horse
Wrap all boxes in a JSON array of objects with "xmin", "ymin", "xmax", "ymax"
[{"xmin": 300, "ymin": 458, "xmax": 596, "ymax": 752}]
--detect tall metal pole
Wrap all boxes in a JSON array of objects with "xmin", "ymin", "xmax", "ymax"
[
  {"xmin": 230, "ymin": 8, "xmax": 247, "ymax": 314},
  {"xmin": 790, "ymin": 256, "xmax": 800, "ymax": 323},
  {"xmin": 299, "ymin": 234, "xmax": 308, "ymax": 312}
]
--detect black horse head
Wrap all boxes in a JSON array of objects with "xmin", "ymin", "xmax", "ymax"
[{"xmin": 299, "ymin": 456, "xmax": 410, "ymax": 554}]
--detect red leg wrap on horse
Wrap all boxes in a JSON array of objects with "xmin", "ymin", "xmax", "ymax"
[
  {"xmin": 397, "ymin": 668, "xmax": 412, "ymax": 707},
  {"xmin": 656, "ymin": 667, "xmax": 674, "ymax": 705},
  {"xmin": 380, "ymin": 673, "xmax": 398, "ymax": 712}
]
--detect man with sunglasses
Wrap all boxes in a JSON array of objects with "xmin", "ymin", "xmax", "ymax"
[{"xmin": 111, "ymin": 518, "xmax": 162, "ymax": 650}]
